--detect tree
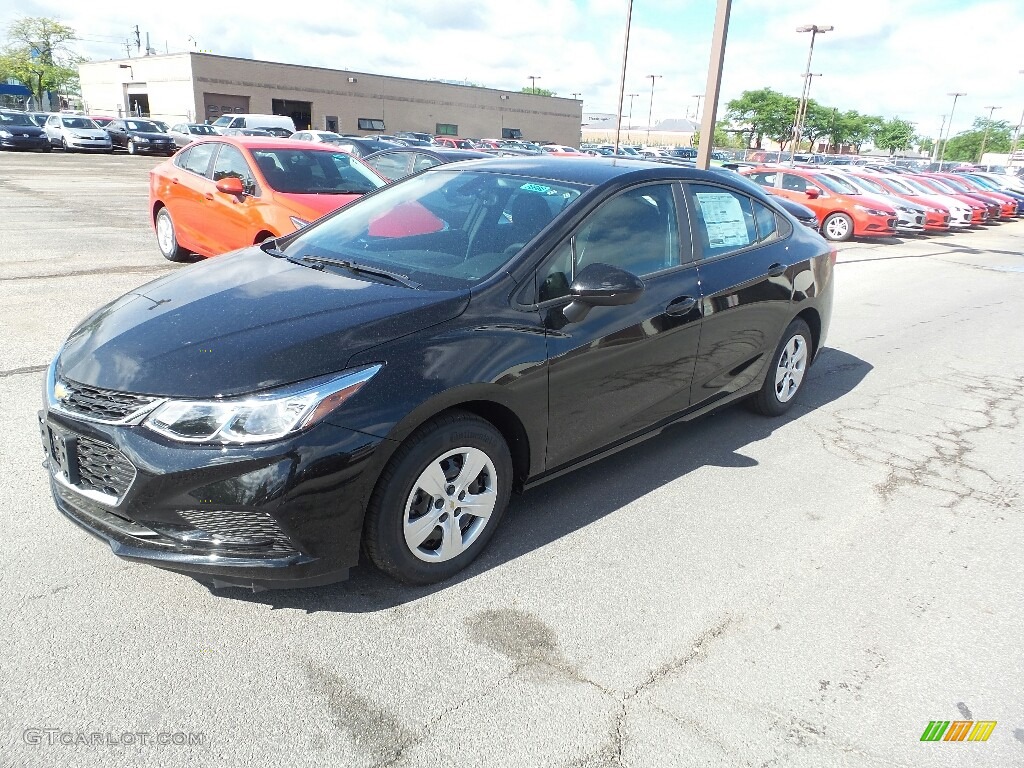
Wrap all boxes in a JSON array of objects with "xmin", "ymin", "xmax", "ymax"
[
  {"xmin": 725, "ymin": 87, "xmax": 798, "ymax": 149},
  {"xmin": 873, "ymin": 117, "xmax": 916, "ymax": 155},
  {"xmin": 942, "ymin": 117, "xmax": 1012, "ymax": 161},
  {"xmin": 0, "ymin": 17, "xmax": 84, "ymax": 104},
  {"xmin": 800, "ymin": 100, "xmax": 833, "ymax": 152},
  {"xmin": 917, "ymin": 136, "xmax": 935, "ymax": 155},
  {"xmin": 521, "ymin": 86, "xmax": 556, "ymax": 97}
]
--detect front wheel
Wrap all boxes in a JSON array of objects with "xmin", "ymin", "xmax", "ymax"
[
  {"xmin": 155, "ymin": 207, "xmax": 189, "ymax": 262},
  {"xmin": 821, "ymin": 212, "xmax": 854, "ymax": 242},
  {"xmin": 127, "ymin": 139, "xmax": 137, "ymax": 155},
  {"xmin": 61, "ymin": 137, "xmax": 72, "ymax": 153},
  {"xmin": 747, "ymin": 318, "xmax": 812, "ymax": 416},
  {"xmin": 363, "ymin": 412, "xmax": 513, "ymax": 584}
]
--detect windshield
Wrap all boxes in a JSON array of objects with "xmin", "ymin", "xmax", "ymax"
[
  {"xmin": 251, "ymin": 148, "xmax": 384, "ymax": 194},
  {"xmin": 0, "ymin": 111, "xmax": 34, "ymax": 126},
  {"xmin": 189, "ymin": 124, "xmax": 218, "ymax": 135},
  {"xmin": 964, "ymin": 175, "xmax": 997, "ymax": 189},
  {"xmin": 852, "ymin": 176, "xmax": 888, "ymax": 194},
  {"xmin": 923, "ymin": 178, "xmax": 956, "ymax": 194},
  {"xmin": 881, "ymin": 177, "xmax": 914, "ymax": 194},
  {"xmin": 61, "ymin": 117, "xmax": 99, "ymax": 129},
  {"xmin": 125, "ymin": 120, "xmax": 159, "ymax": 132},
  {"xmin": 935, "ymin": 177, "xmax": 970, "ymax": 193},
  {"xmin": 284, "ymin": 170, "xmax": 586, "ymax": 290},
  {"xmin": 814, "ymin": 173, "xmax": 859, "ymax": 194}
]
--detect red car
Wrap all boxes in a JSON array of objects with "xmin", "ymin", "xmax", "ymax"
[
  {"xmin": 930, "ymin": 173, "xmax": 1018, "ymax": 219},
  {"xmin": 909, "ymin": 176, "xmax": 996, "ymax": 223},
  {"xmin": 850, "ymin": 173, "xmax": 950, "ymax": 231},
  {"xmin": 149, "ymin": 136, "xmax": 385, "ymax": 260},
  {"xmin": 743, "ymin": 166, "xmax": 897, "ymax": 241},
  {"xmin": 434, "ymin": 137, "xmax": 476, "ymax": 149}
]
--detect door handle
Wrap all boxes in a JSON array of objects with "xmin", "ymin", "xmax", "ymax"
[
  {"xmin": 766, "ymin": 262, "xmax": 787, "ymax": 278},
  {"xmin": 665, "ymin": 296, "xmax": 698, "ymax": 316},
  {"xmin": 204, "ymin": 193, "xmax": 214, "ymax": 201}
]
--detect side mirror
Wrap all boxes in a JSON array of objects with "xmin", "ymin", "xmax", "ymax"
[
  {"xmin": 562, "ymin": 262, "xmax": 645, "ymax": 323},
  {"xmin": 216, "ymin": 177, "xmax": 245, "ymax": 196},
  {"xmin": 805, "ymin": 187, "xmax": 820, "ymax": 199}
]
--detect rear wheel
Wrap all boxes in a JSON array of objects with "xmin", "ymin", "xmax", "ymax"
[
  {"xmin": 155, "ymin": 207, "xmax": 189, "ymax": 262},
  {"xmin": 748, "ymin": 318, "xmax": 812, "ymax": 416},
  {"xmin": 363, "ymin": 412, "xmax": 512, "ymax": 584},
  {"xmin": 821, "ymin": 212, "xmax": 853, "ymax": 242}
]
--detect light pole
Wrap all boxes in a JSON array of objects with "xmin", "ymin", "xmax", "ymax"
[
  {"xmin": 930, "ymin": 114, "xmax": 946, "ymax": 164},
  {"xmin": 571, "ymin": 92, "xmax": 581, "ymax": 100},
  {"xmin": 118, "ymin": 63, "xmax": 134, "ymax": 80},
  {"xmin": 977, "ymin": 105, "xmax": 1000, "ymax": 162},
  {"xmin": 528, "ymin": 75, "xmax": 541, "ymax": 95},
  {"xmin": 938, "ymin": 91, "xmax": 967, "ymax": 169},
  {"xmin": 691, "ymin": 93, "xmax": 703, "ymax": 121},
  {"xmin": 646, "ymin": 74, "xmax": 662, "ymax": 145},
  {"xmin": 613, "ymin": 0, "xmax": 634, "ymax": 153},
  {"xmin": 792, "ymin": 72, "xmax": 821, "ymax": 157},
  {"xmin": 790, "ymin": 24, "xmax": 833, "ymax": 166},
  {"xmin": 1009, "ymin": 70, "xmax": 1024, "ymax": 169}
]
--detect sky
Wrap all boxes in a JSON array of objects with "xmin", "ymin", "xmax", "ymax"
[{"xmin": 4, "ymin": 0, "xmax": 1023, "ymax": 140}]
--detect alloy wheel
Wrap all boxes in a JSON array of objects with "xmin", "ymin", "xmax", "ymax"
[
  {"xmin": 825, "ymin": 216, "xmax": 850, "ymax": 240},
  {"xmin": 775, "ymin": 335, "xmax": 807, "ymax": 403},
  {"xmin": 403, "ymin": 447, "xmax": 497, "ymax": 563}
]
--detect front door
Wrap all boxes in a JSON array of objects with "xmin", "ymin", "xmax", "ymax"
[
  {"xmin": 543, "ymin": 183, "xmax": 703, "ymax": 470},
  {"xmin": 208, "ymin": 143, "xmax": 262, "ymax": 253}
]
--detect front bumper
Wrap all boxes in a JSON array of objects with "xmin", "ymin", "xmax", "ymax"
[
  {"xmin": 858, "ymin": 215, "xmax": 898, "ymax": 237},
  {"xmin": 0, "ymin": 135, "xmax": 50, "ymax": 150},
  {"xmin": 39, "ymin": 406, "xmax": 388, "ymax": 589},
  {"xmin": 130, "ymin": 141, "xmax": 176, "ymax": 154},
  {"xmin": 66, "ymin": 138, "xmax": 112, "ymax": 151}
]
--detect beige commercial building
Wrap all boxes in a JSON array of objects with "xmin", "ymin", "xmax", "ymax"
[{"xmin": 78, "ymin": 53, "xmax": 582, "ymax": 145}]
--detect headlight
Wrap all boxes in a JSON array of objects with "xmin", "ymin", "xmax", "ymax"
[
  {"xmin": 854, "ymin": 205, "xmax": 891, "ymax": 216},
  {"xmin": 0, "ymin": 130, "xmax": 11, "ymax": 138},
  {"xmin": 290, "ymin": 216, "xmax": 310, "ymax": 230},
  {"xmin": 144, "ymin": 365, "xmax": 381, "ymax": 443}
]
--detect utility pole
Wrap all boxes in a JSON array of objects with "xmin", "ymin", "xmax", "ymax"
[
  {"xmin": 790, "ymin": 24, "xmax": 833, "ymax": 167},
  {"xmin": 930, "ymin": 114, "xmax": 946, "ymax": 164},
  {"xmin": 691, "ymin": 93, "xmax": 703, "ymax": 121},
  {"xmin": 1009, "ymin": 106, "xmax": 1024, "ymax": 170},
  {"xmin": 938, "ymin": 92, "xmax": 966, "ymax": 169},
  {"xmin": 645, "ymin": 74, "xmax": 662, "ymax": 145},
  {"xmin": 528, "ymin": 75, "xmax": 541, "ymax": 95},
  {"xmin": 613, "ymin": 0, "xmax": 634, "ymax": 154},
  {"xmin": 977, "ymin": 105, "xmax": 1000, "ymax": 162},
  {"xmin": 696, "ymin": 0, "xmax": 732, "ymax": 169},
  {"xmin": 134, "ymin": 25, "xmax": 141, "ymax": 54}
]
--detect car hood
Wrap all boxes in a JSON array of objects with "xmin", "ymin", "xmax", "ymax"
[
  {"xmin": 67, "ymin": 129, "xmax": 109, "ymax": 139},
  {"xmin": 5, "ymin": 124, "xmax": 45, "ymax": 136},
  {"xmin": 851, "ymin": 192, "xmax": 897, "ymax": 212},
  {"xmin": 273, "ymin": 191, "xmax": 365, "ymax": 218},
  {"xmin": 56, "ymin": 248, "xmax": 469, "ymax": 398}
]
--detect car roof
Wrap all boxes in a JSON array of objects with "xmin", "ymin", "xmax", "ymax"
[
  {"xmin": 188, "ymin": 136, "xmax": 358, "ymax": 152},
  {"xmin": 369, "ymin": 147, "xmax": 491, "ymax": 161},
  {"xmin": 427, "ymin": 156, "xmax": 771, "ymax": 188}
]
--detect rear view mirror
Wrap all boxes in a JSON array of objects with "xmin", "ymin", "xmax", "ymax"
[
  {"xmin": 216, "ymin": 177, "xmax": 245, "ymax": 196},
  {"xmin": 562, "ymin": 262, "xmax": 644, "ymax": 323}
]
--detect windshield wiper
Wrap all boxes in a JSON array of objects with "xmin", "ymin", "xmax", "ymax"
[{"xmin": 300, "ymin": 256, "xmax": 421, "ymax": 289}]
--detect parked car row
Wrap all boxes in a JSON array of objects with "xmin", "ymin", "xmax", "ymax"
[{"xmin": 739, "ymin": 164, "xmax": 1023, "ymax": 241}]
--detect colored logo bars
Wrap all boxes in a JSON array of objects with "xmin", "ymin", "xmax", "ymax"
[{"xmin": 920, "ymin": 721, "xmax": 997, "ymax": 742}]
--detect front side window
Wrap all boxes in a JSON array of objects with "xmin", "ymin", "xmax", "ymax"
[
  {"xmin": 181, "ymin": 142, "xmax": 217, "ymax": 176},
  {"xmin": 689, "ymin": 184, "xmax": 758, "ymax": 259},
  {"xmin": 366, "ymin": 151, "xmax": 412, "ymax": 180},
  {"xmin": 250, "ymin": 149, "xmax": 383, "ymax": 194},
  {"xmin": 284, "ymin": 170, "xmax": 585, "ymax": 291},
  {"xmin": 539, "ymin": 183, "xmax": 681, "ymax": 301},
  {"xmin": 212, "ymin": 144, "xmax": 258, "ymax": 195},
  {"xmin": 781, "ymin": 173, "xmax": 808, "ymax": 193}
]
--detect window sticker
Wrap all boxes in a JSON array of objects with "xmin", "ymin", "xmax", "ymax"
[
  {"xmin": 520, "ymin": 183, "xmax": 550, "ymax": 193},
  {"xmin": 696, "ymin": 192, "xmax": 751, "ymax": 248}
]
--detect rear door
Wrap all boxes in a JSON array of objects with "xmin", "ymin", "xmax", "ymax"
[
  {"xmin": 684, "ymin": 183, "xmax": 798, "ymax": 405},
  {"xmin": 168, "ymin": 142, "xmax": 219, "ymax": 255}
]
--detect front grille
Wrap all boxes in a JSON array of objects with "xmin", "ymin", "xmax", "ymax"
[
  {"xmin": 76, "ymin": 436, "xmax": 136, "ymax": 498},
  {"xmin": 59, "ymin": 380, "xmax": 158, "ymax": 423},
  {"xmin": 177, "ymin": 509, "xmax": 296, "ymax": 554}
]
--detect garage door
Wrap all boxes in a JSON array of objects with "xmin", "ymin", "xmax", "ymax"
[{"xmin": 204, "ymin": 93, "xmax": 250, "ymax": 123}]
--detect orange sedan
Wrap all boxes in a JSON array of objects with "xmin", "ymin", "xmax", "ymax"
[{"xmin": 149, "ymin": 136, "xmax": 385, "ymax": 260}]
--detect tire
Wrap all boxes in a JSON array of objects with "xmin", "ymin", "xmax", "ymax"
[
  {"xmin": 127, "ymin": 139, "xmax": 137, "ymax": 155},
  {"xmin": 61, "ymin": 137, "xmax": 72, "ymax": 153},
  {"xmin": 363, "ymin": 411, "xmax": 513, "ymax": 584},
  {"xmin": 40, "ymin": 145, "xmax": 52, "ymax": 153},
  {"xmin": 747, "ymin": 318, "xmax": 812, "ymax": 417},
  {"xmin": 821, "ymin": 212, "xmax": 854, "ymax": 242},
  {"xmin": 155, "ymin": 207, "xmax": 189, "ymax": 262}
]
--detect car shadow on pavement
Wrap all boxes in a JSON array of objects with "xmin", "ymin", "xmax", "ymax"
[{"xmin": 206, "ymin": 347, "xmax": 872, "ymax": 612}]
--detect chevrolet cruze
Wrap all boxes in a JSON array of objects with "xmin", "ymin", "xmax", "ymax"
[{"xmin": 40, "ymin": 158, "xmax": 834, "ymax": 589}]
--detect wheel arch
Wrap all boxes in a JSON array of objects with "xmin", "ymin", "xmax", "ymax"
[{"xmin": 794, "ymin": 307, "xmax": 822, "ymax": 359}]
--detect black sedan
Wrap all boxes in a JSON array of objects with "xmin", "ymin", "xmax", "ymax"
[
  {"xmin": 40, "ymin": 158, "xmax": 834, "ymax": 589},
  {"xmin": 105, "ymin": 119, "xmax": 177, "ymax": 155},
  {"xmin": 0, "ymin": 109, "xmax": 50, "ymax": 151},
  {"xmin": 363, "ymin": 146, "xmax": 492, "ymax": 180}
]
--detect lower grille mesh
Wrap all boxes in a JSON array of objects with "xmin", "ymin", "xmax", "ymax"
[
  {"xmin": 177, "ymin": 509, "xmax": 296, "ymax": 554},
  {"xmin": 76, "ymin": 436, "xmax": 136, "ymax": 498}
]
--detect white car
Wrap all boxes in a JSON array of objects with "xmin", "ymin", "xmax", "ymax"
[
  {"xmin": 881, "ymin": 174, "xmax": 975, "ymax": 228},
  {"xmin": 43, "ymin": 114, "xmax": 112, "ymax": 153},
  {"xmin": 290, "ymin": 131, "xmax": 345, "ymax": 144}
]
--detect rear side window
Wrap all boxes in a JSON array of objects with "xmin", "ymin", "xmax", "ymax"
[
  {"xmin": 688, "ymin": 185, "xmax": 757, "ymax": 259},
  {"xmin": 367, "ymin": 151, "xmax": 412, "ymax": 180},
  {"xmin": 181, "ymin": 143, "xmax": 217, "ymax": 177},
  {"xmin": 753, "ymin": 201, "xmax": 779, "ymax": 243}
]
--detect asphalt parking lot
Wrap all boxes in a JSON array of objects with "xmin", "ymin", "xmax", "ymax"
[{"xmin": 1, "ymin": 152, "xmax": 1022, "ymax": 768}]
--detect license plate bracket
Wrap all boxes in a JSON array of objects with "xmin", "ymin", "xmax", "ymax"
[{"xmin": 43, "ymin": 422, "xmax": 79, "ymax": 485}]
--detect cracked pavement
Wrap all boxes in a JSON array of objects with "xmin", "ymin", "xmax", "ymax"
[{"xmin": 1, "ymin": 154, "xmax": 1022, "ymax": 767}]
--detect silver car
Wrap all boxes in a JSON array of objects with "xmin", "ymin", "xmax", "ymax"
[
  {"xmin": 290, "ymin": 130, "xmax": 346, "ymax": 143},
  {"xmin": 167, "ymin": 122, "xmax": 220, "ymax": 148},
  {"xmin": 43, "ymin": 115, "xmax": 112, "ymax": 153}
]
